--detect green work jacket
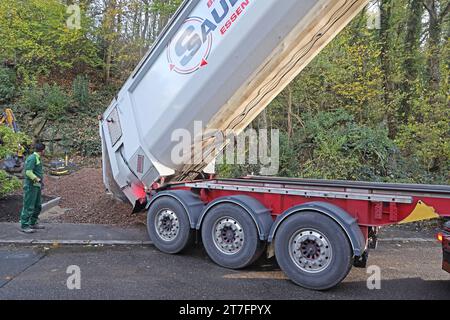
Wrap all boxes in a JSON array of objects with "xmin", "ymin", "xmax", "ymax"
[{"xmin": 24, "ymin": 152, "xmax": 43, "ymax": 188}]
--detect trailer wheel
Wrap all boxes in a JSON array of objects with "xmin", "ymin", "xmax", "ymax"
[
  {"xmin": 147, "ymin": 196, "xmax": 193, "ymax": 254},
  {"xmin": 201, "ymin": 203, "xmax": 264, "ymax": 269},
  {"xmin": 274, "ymin": 212, "xmax": 353, "ymax": 290}
]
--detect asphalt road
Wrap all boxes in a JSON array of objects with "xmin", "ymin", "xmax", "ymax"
[{"xmin": 0, "ymin": 241, "xmax": 449, "ymax": 300}]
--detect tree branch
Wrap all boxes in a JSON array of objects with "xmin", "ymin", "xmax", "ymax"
[
  {"xmin": 439, "ymin": 3, "xmax": 450, "ymax": 22},
  {"xmin": 422, "ymin": 0, "xmax": 437, "ymax": 20}
]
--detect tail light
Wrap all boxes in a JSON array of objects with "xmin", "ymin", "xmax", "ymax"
[
  {"xmin": 437, "ymin": 232, "xmax": 443, "ymax": 243},
  {"xmin": 131, "ymin": 183, "xmax": 146, "ymax": 199}
]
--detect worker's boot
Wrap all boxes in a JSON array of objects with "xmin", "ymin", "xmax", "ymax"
[
  {"xmin": 30, "ymin": 224, "xmax": 45, "ymax": 230},
  {"xmin": 20, "ymin": 227, "xmax": 35, "ymax": 234}
]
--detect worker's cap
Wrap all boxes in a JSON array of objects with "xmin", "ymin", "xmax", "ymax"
[{"xmin": 34, "ymin": 142, "xmax": 46, "ymax": 152}]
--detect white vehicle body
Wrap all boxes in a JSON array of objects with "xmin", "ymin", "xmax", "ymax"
[{"xmin": 100, "ymin": 0, "xmax": 368, "ymax": 206}]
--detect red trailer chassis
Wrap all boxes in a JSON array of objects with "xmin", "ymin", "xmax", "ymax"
[{"xmin": 145, "ymin": 176, "xmax": 450, "ymax": 290}]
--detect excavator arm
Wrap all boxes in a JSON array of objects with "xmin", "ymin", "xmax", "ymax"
[{"xmin": 0, "ymin": 108, "xmax": 19, "ymax": 133}]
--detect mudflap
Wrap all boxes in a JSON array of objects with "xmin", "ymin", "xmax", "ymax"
[{"xmin": 353, "ymin": 251, "xmax": 369, "ymax": 268}]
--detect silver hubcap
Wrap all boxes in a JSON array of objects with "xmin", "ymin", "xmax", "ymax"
[
  {"xmin": 155, "ymin": 209, "xmax": 180, "ymax": 241},
  {"xmin": 289, "ymin": 229, "xmax": 332, "ymax": 273},
  {"xmin": 212, "ymin": 217, "xmax": 245, "ymax": 255}
]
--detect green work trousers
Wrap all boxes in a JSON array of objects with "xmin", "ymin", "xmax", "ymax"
[{"xmin": 20, "ymin": 185, "xmax": 42, "ymax": 228}]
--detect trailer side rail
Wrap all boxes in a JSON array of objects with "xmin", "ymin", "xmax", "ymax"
[{"xmin": 185, "ymin": 182, "xmax": 413, "ymax": 204}]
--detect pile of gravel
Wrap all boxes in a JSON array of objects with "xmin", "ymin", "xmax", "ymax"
[{"xmin": 43, "ymin": 168, "xmax": 146, "ymax": 227}]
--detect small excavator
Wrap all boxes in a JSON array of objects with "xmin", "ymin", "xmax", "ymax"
[
  {"xmin": 1, "ymin": 108, "xmax": 73, "ymax": 176},
  {"xmin": 0, "ymin": 108, "xmax": 19, "ymax": 133}
]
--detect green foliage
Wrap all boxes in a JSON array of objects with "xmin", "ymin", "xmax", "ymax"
[
  {"xmin": 216, "ymin": 162, "xmax": 260, "ymax": 179},
  {"xmin": 0, "ymin": 67, "xmax": 16, "ymax": 103},
  {"xmin": 396, "ymin": 97, "xmax": 450, "ymax": 182},
  {"xmin": 0, "ymin": 126, "xmax": 31, "ymax": 159},
  {"xmin": 0, "ymin": 0, "xmax": 447, "ymax": 185},
  {"xmin": 285, "ymin": 110, "xmax": 395, "ymax": 181},
  {"xmin": 18, "ymin": 85, "xmax": 113, "ymax": 156},
  {"xmin": 68, "ymin": 117, "xmax": 102, "ymax": 156},
  {"xmin": 0, "ymin": 126, "xmax": 31, "ymax": 198},
  {"xmin": 18, "ymin": 86, "xmax": 42, "ymax": 114},
  {"xmin": 19, "ymin": 84, "xmax": 71, "ymax": 121},
  {"xmin": 217, "ymin": 109, "xmax": 397, "ymax": 181},
  {"xmin": 151, "ymin": 0, "xmax": 183, "ymax": 15},
  {"xmin": 44, "ymin": 84, "xmax": 71, "ymax": 121},
  {"xmin": 73, "ymin": 75, "xmax": 90, "ymax": 110},
  {"xmin": 0, "ymin": 170, "xmax": 21, "ymax": 198},
  {"xmin": 261, "ymin": 2, "xmax": 449, "ymax": 183},
  {"xmin": 0, "ymin": 0, "xmax": 101, "ymax": 81}
]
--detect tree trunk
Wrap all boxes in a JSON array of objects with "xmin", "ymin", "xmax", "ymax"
[
  {"xmin": 104, "ymin": 45, "xmax": 112, "ymax": 84},
  {"xmin": 259, "ymin": 109, "xmax": 268, "ymax": 130},
  {"xmin": 141, "ymin": 0, "xmax": 150, "ymax": 55},
  {"xmin": 400, "ymin": 0, "xmax": 423, "ymax": 119},
  {"xmin": 103, "ymin": 0, "xmax": 117, "ymax": 84},
  {"xmin": 287, "ymin": 85, "xmax": 293, "ymax": 141},
  {"xmin": 423, "ymin": 0, "xmax": 443, "ymax": 92},
  {"xmin": 379, "ymin": 0, "xmax": 396, "ymax": 138}
]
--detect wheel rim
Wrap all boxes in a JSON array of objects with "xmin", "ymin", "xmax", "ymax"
[
  {"xmin": 289, "ymin": 229, "xmax": 332, "ymax": 273},
  {"xmin": 154, "ymin": 209, "xmax": 180, "ymax": 242},
  {"xmin": 212, "ymin": 216, "xmax": 245, "ymax": 255}
]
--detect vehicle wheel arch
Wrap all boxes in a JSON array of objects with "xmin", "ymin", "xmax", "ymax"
[
  {"xmin": 196, "ymin": 195, "xmax": 273, "ymax": 241},
  {"xmin": 147, "ymin": 190, "xmax": 205, "ymax": 228},
  {"xmin": 268, "ymin": 201, "xmax": 366, "ymax": 257}
]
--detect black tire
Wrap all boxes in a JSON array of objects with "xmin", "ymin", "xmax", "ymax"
[
  {"xmin": 147, "ymin": 196, "xmax": 194, "ymax": 254},
  {"xmin": 201, "ymin": 203, "xmax": 265, "ymax": 269},
  {"xmin": 274, "ymin": 212, "xmax": 353, "ymax": 290}
]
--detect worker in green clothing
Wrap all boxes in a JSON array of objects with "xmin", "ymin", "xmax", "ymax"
[{"xmin": 19, "ymin": 143, "xmax": 46, "ymax": 233}]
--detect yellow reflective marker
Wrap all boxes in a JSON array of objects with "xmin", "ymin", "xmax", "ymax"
[{"xmin": 399, "ymin": 200, "xmax": 440, "ymax": 224}]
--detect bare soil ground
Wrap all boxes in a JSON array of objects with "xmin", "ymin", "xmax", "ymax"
[{"xmin": 0, "ymin": 194, "xmax": 53, "ymax": 223}]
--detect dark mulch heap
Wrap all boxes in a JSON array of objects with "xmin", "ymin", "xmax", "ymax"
[{"xmin": 0, "ymin": 194, "xmax": 53, "ymax": 223}]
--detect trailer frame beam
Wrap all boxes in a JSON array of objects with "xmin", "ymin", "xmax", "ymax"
[{"xmin": 185, "ymin": 182, "xmax": 413, "ymax": 204}]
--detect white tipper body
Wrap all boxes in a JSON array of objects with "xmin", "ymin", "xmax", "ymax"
[{"xmin": 100, "ymin": 0, "xmax": 368, "ymax": 206}]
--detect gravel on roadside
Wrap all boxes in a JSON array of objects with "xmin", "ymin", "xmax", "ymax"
[{"xmin": 43, "ymin": 168, "xmax": 146, "ymax": 227}]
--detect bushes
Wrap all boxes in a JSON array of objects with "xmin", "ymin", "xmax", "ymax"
[
  {"xmin": 218, "ymin": 109, "xmax": 399, "ymax": 182},
  {"xmin": 0, "ymin": 0, "xmax": 101, "ymax": 81},
  {"xmin": 73, "ymin": 75, "xmax": 90, "ymax": 110},
  {"xmin": 44, "ymin": 85, "xmax": 71, "ymax": 121},
  {"xmin": 396, "ymin": 120, "xmax": 450, "ymax": 184},
  {"xmin": 17, "ymin": 79, "xmax": 107, "ymax": 157},
  {"xmin": 67, "ymin": 116, "xmax": 102, "ymax": 156},
  {"xmin": 276, "ymin": 108, "xmax": 447, "ymax": 183},
  {"xmin": 0, "ymin": 126, "xmax": 31, "ymax": 159},
  {"xmin": 20, "ymin": 84, "xmax": 71, "ymax": 121},
  {"xmin": 17, "ymin": 83, "xmax": 71, "ymax": 141},
  {"xmin": 0, "ymin": 170, "xmax": 21, "ymax": 198},
  {"xmin": 0, "ymin": 67, "xmax": 16, "ymax": 103},
  {"xmin": 289, "ymin": 110, "xmax": 395, "ymax": 181},
  {"xmin": 0, "ymin": 126, "xmax": 31, "ymax": 198}
]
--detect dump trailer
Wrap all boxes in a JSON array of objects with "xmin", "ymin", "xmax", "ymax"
[{"xmin": 100, "ymin": 0, "xmax": 450, "ymax": 290}]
